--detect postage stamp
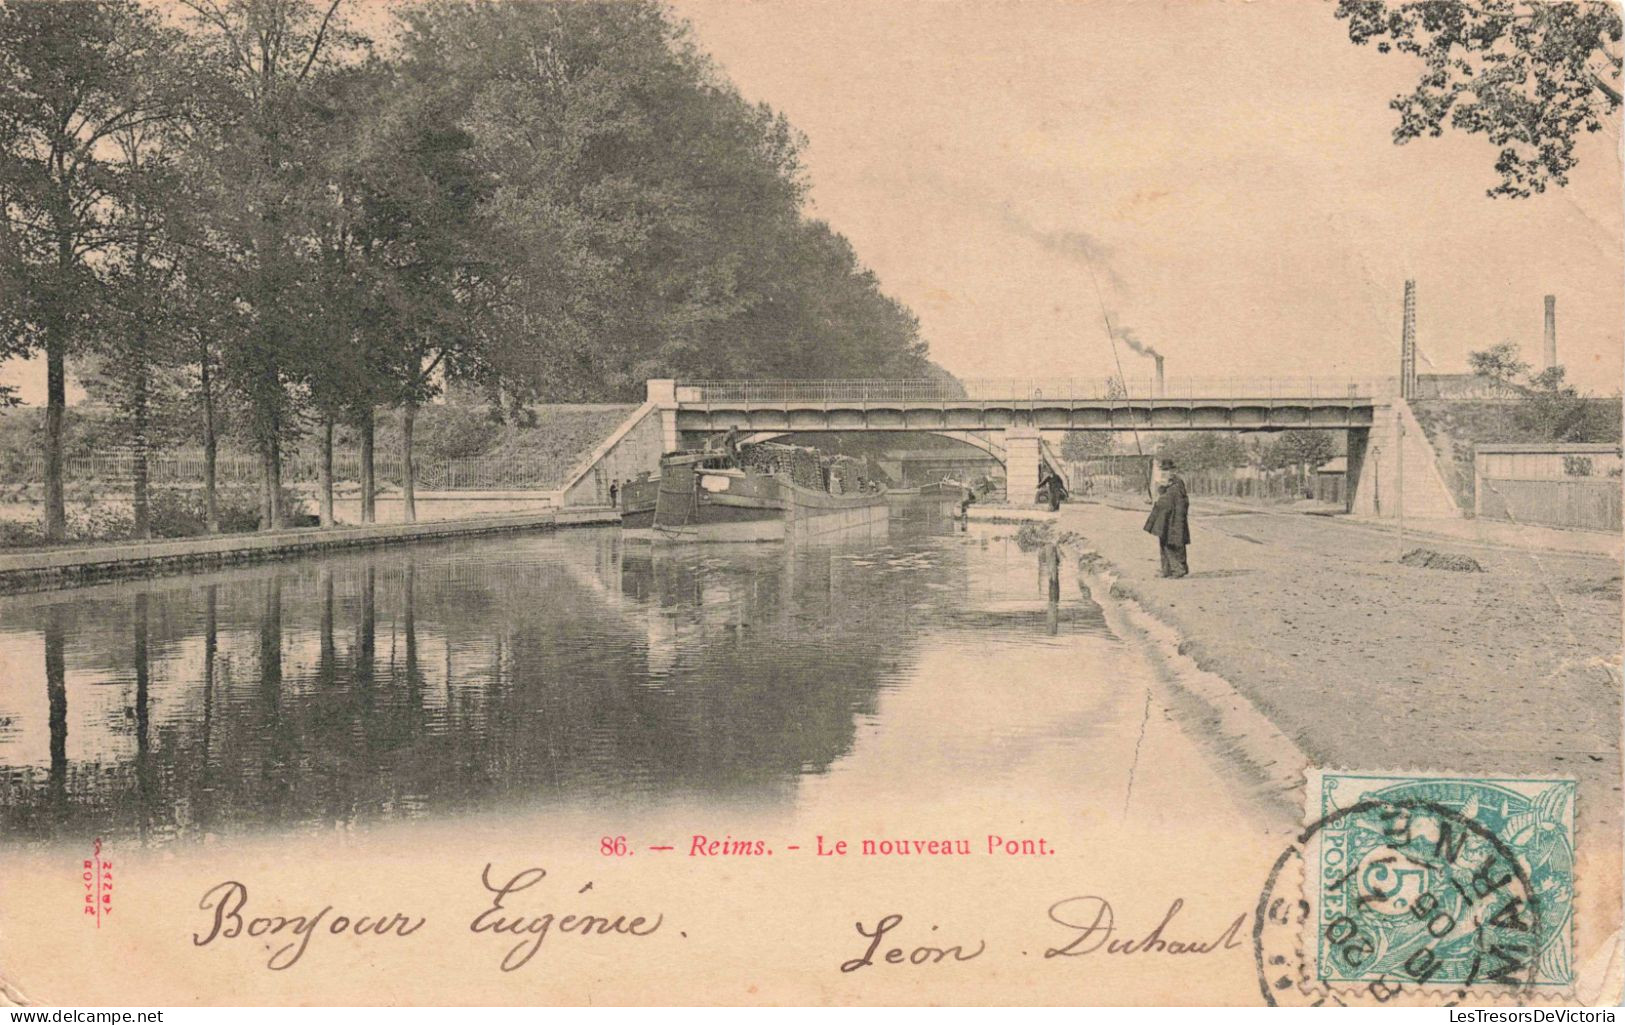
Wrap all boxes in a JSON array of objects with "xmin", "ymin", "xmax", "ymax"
[{"xmin": 1305, "ymin": 771, "xmax": 1576, "ymax": 992}]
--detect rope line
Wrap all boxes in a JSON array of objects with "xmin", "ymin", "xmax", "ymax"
[{"xmin": 1079, "ymin": 258, "xmax": 1154, "ymax": 501}]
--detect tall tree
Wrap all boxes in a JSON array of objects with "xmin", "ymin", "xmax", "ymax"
[
  {"xmin": 183, "ymin": 0, "xmax": 365, "ymax": 529},
  {"xmin": 0, "ymin": 98, "xmax": 33, "ymax": 412},
  {"xmin": 1336, "ymin": 0, "xmax": 1623, "ymax": 197},
  {"xmin": 348, "ymin": 60, "xmax": 490, "ymax": 523},
  {"xmin": 176, "ymin": 245, "xmax": 239, "ymax": 534},
  {"xmin": 1061, "ymin": 430, "xmax": 1114, "ymax": 462},
  {"xmin": 301, "ymin": 63, "xmax": 384, "ymax": 526},
  {"xmin": 1468, "ymin": 340, "xmax": 1533, "ymax": 384},
  {"xmin": 89, "ymin": 49, "xmax": 198, "ymax": 539},
  {"xmin": 398, "ymin": 0, "xmax": 927, "ymax": 405},
  {"xmin": 0, "ymin": 0, "xmax": 180, "ymax": 539},
  {"xmin": 1157, "ymin": 432, "xmax": 1249, "ymax": 472},
  {"xmin": 1515, "ymin": 366, "xmax": 1617, "ymax": 441},
  {"xmin": 1262, "ymin": 430, "xmax": 1337, "ymax": 474}
]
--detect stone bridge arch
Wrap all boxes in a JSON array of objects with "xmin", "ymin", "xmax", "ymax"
[{"xmin": 731, "ymin": 430, "xmax": 1070, "ymax": 496}]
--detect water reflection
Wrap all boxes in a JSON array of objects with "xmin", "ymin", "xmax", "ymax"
[
  {"xmin": 0, "ymin": 525, "xmax": 1109, "ymax": 846},
  {"xmin": 1041, "ymin": 543, "xmax": 1062, "ymax": 633},
  {"xmin": 44, "ymin": 606, "xmax": 65, "ymax": 807}
]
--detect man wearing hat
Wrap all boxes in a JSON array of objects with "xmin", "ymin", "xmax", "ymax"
[{"xmin": 1143, "ymin": 458, "xmax": 1190, "ymax": 578}]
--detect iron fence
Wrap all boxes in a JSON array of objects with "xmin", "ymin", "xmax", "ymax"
[
  {"xmin": 1065, "ymin": 459, "xmax": 1321, "ymax": 503},
  {"xmin": 1065, "ymin": 455, "xmax": 1153, "ymax": 494},
  {"xmin": 6, "ymin": 452, "xmax": 565, "ymax": 491},
  {"xmin": 1181, "ymin": 468, "xmax": 1315, "ymax": 501}
]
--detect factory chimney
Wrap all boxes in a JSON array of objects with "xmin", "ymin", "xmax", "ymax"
[
  {"xmin": 1153, "ymin": 354, "xmax": 1165, "ymax": 397},
  {"xmin": 1543, "ymin": 295, "xmax": 1557, "ymax": 371}
]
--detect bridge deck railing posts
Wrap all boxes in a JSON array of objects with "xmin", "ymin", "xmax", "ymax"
[{"xmin": 677, "ymin": 377, "xmax": 1377, "ymax": 406}]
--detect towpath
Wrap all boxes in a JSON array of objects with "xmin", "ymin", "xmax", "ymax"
[{"xmin": 1060, "ymin": 495, "xmax": 1622, "ymax": 981}]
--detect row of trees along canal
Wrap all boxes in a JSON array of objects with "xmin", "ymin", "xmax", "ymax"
[{"xmin": 0, "ymin": 0, "xmax": 931, "ymax": 541}]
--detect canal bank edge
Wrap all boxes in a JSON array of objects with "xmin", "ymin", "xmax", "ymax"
[
  {"xmin": 0, "ymin": 509, "xmax": 619, "ymax": 595},
  {"xmin": 1054, "ymin": 531, "xmax": 1312, "ymax": 825},
  {"xmin": 1053, "ymin": 506, "xmax": 1622, "ymax": 1005}
]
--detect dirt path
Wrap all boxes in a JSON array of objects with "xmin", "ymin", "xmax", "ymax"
[
  {"xmin": 1058, "ymin": 497, "xmax": 1622, "ymax": 987},
  {"xmin": 1060, "ymin": 499, "xmax": 1621, "ymax": 808}
]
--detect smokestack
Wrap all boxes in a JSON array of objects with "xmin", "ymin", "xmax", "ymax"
[
  {"xmin": 1153, "ymin": 354, "xmax": 1165, "ymax": 397},
  {"xmin": 1400, "ymin": 280, "xmax": 1417, "ymax": 399},
  {"xmin": 1543, "ymin": 295, "xmax": 1557, "ymax": 371}
]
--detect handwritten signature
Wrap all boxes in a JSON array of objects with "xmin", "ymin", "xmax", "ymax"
[{"xmin": 840, "ymin": 897, "xmax": 1246, "ymax": 971}]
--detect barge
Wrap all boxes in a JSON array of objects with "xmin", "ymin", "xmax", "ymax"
[{"xmin": 620, "ymin": 443, "xmax": 888, "ymax": 543}]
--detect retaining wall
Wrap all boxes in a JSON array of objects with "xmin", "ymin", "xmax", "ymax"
[
  {"xmin": 1349, "ymin": 398, "xmax": 1461, "ymax": 519},
  {"xmin": 557, "ymin": 403, "xmax": 669, "ymax": 507},
  {"xmin": 0, "ymin": 509, "xmax": 618, "ymax": 595}
]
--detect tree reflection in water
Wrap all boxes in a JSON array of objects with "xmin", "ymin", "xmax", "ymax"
[{"xmin": 0, "ymin": 528, "xmax": 994, "ymax": 846}]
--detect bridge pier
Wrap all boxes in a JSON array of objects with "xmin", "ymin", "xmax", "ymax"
[
  {"xmin": 1346, "ymin": 400, "xmax": 1460, "ymax": 519},
  {"xmin": 1344, "ymin": 427, "xmax": 1370, "ymax": 515},
  {"xmin": 1005, "ymin": 426, "xmax": 1041, "ymax": 508},
  {"xmin": 647, "ymin": 379, "xmax": 681, "ymax": 453}
]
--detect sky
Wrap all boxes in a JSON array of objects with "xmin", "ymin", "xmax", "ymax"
[
  {"xmin": 665, "ymin": 0, "xmax": 1624, "ymax": 394},
  {"xmin": 4, "ymin": 0, "xmax": 1620, "ymax": 403}
]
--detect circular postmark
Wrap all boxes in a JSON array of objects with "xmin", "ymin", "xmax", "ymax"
[{"xmin": 1254, "ymin": 794, "xmax": 1547, "ymax": 1007}]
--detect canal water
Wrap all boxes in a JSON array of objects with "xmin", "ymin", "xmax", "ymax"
[{"xmin": 0, "ymin": 520, "xmax": 1295, "ymax": 1003}]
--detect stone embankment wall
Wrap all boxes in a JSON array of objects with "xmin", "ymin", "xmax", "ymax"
[
  {"xmin": 558, "ymin": 405, "xmax": 666, "ymax": 507},
  {"xmin": 0, "ymin": 509, "xmax": 617, "ymax": 595}
]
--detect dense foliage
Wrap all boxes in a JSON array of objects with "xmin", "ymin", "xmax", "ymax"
[
  {"xmin": 1336, "ymin": 0, "xmax": 1622, "ymax": 197},
  {"xmin": 1467, "ymin": 344, "xmax": 1619, "ymax": 441},
  {"xmin": 1149, "ymin": 430, "xmax": 1339, "ymax": 474},
  {"xmin": 0, "ymin": 0, "xmax": 930, "ymax": 538}
]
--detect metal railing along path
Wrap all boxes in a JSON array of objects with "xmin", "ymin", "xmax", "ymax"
[{"xmin": 7, "ymin": 452, "xmax": 570, "ymax": 490}]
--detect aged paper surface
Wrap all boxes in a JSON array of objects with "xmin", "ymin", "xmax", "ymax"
[{"xmin": 0, "ymin": 0, "xmax": 1620, "ymax": 1007}]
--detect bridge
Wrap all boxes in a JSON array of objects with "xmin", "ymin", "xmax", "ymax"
[
  {"xmin": 667, "ymin": 378, "xmax": 1378, "ymax": 433},
  {"xmin": 561, "ymin": 377, "xmax": 1432, "ymax": 515}
]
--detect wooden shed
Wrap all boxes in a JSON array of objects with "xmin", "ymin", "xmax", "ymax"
[{"xmin": 1474, "ymin": 443, "xmax": 1622, "ymax": 532}]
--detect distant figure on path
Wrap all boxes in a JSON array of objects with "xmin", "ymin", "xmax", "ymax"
[
  {"xmin": 608, "ymin": 479, "xmax": 619, "ymax": 508},
  {"xmin": 1038, "ymin": 466, "xmax": 1068, "ymax": 511},
  {"xmin": 1143, "ymin": 459, "xmax": 1189, "ymax": 578}
]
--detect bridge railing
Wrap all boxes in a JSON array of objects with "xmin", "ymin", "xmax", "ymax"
[{"xmin": 680, "ymin": 377, "xmax": 1390, "ymax": 403}]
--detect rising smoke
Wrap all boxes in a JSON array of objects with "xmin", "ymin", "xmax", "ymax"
[
  {"xmin": 1112, "ymin": 325, "xmax": 1161, "ymax": 361},
  {"xmin": 995, "ymin": 207, "xmax": 1122, "ymax": 287},
  {"xmin": 995, "ymin": 206, "xmax": 1161, "ymax": 360}
]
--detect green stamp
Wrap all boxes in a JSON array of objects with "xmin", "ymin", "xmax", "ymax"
[{"xmin": 1307, "ymin": 772, "xmax": 1575, "ymax": 992}]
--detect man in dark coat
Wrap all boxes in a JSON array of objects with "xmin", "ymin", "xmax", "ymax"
[
  {"xmin": 1037, "ymin": 465, "xmax": 1068, "ymax": 511},
  {"xmin": 1143, "ymin": 458, "xmax": 1190, "ymax": 578}
]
